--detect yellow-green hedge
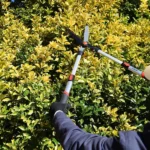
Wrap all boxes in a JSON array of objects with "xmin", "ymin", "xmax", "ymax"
[{"xmin": 0, "ymin": 0, "xmax": 150, "ymax": 149}]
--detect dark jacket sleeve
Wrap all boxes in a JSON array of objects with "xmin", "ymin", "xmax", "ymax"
[
  {"xmin": 53, "ymin": 111, "xmax": 149, "ymax": 150},
  {"xmin": 53, "ymin": 111, "xmax": 121, "ymax": 150}
]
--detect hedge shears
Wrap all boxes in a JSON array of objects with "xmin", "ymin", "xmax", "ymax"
[
  {"xmin": 59, "ymin": 26, "xmax": 89, "ymax": 103},
  {"xmin": 59, "ymin": 26, "xmax": 150, "ymax": 103}
]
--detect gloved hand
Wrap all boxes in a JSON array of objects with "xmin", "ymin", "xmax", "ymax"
[{"xmin": 50, "ymin": 102, "xmax": 71, "ymax": 119}]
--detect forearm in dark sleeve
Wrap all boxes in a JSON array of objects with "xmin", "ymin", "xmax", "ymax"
[{"xmin": 53, "ymin": 112, "xmax": 120, "ymax": 150}]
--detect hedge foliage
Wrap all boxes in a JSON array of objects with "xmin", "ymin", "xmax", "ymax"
[{"xmin": 0, "ymin": 0, "xmax": 150, "ymax": 149}]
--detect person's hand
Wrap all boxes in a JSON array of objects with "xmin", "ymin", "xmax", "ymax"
[{"xmin": 50, "ymin": 102, "xmax": 71, "ymax": 119}]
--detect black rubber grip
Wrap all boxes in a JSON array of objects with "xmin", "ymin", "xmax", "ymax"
[
  {"xmin": 60, "ymin": 93, "xmax": 69, "ymax": 103},
  {"xmin": 78, "ymin": 51, "xmax": 83, "ymax": 55},
  {"xmin": 88, "ymin": 44, "xmax": 99, "ymax": 52}
]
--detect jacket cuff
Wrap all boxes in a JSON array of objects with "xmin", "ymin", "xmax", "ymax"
[{"xmin": 54, "ymin": 110, "xmax": 64, "ymax": 118}]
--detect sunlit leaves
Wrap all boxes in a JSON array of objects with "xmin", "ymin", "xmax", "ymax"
[{"xmin": 1, "ymin": 0, "xmax": 150, "ymax": 149}]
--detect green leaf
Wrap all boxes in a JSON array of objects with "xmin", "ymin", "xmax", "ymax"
[
  {"xmin": 23, "ymin": 133, "xmax": 31, "ymax": 139},
  {"xmin": 2, "ymin": 98, "xmax": 10, "ymax": 102},
  {"xmin": 0, "ymin": 115, "xmax": 6, "ymax": 118},
  {"xmin": 28, "ymin": 110, "xmax": 33, "ymax": 115},
  {"xmin": 139, "ymin": 106, "xmax": 146, "ymax": 110},
  {"xmin": 19, "ymin": 126, "xmax": 26, "ymax": 131},
  {"xmin": 23, "ymin": 90, "xmax": 29, "ymax": 96},
  {"xmin": 52, "ymin": 138, "xmax": 59, "ymax": 145}
]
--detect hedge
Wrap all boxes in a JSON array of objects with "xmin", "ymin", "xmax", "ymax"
[{"xmin": 0, "ymin": 0, "xmax": 150, "ymax": 149}]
